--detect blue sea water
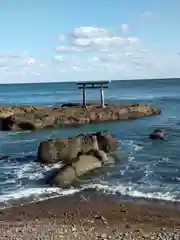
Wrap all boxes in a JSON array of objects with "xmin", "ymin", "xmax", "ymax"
[{"xmin": 0, "ymin": 79, "xmax": 180, "ymax": 208}]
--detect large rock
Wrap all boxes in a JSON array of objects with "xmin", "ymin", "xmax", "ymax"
[
  {"xmin": 50, "ymin": 165, "xmax": 76, "ymax": 188},
  {"xmin": 38, "ymin": 136, "xmax": 82, "ymax": 164},
  {"xmin": 73, "ymin": 154, "xmax": 102, "ymax": 177},
  {"xmin": 0, "ymin": 104, "xmax": 161, "ymax": 131},
  {"xmin": 86, "ymin": 149, "xmax": 115, "ymax": 166},
  {"xmin": 40, "ymin": 131, "xmax": 118, "ymax": 188},
  {"xmin": 37, "ymin": 132, "xmax": 118, "ymax": 165},
  {"xmin": 96, "ymin": 131, "xmax": 118, "ymax": 152},
  {"xmin": 49, "ymin": 152, "xmax": 115, "ymax": 188}
]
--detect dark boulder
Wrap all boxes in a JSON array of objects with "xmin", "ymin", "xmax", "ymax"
[
  {"xmin": 60, "ymin": 103, "xmax": 80, "ymax": 108},
  {"xmin": 49, "ymin": 151, "xmax": 115, "ymax": 188},
  {"xmin": 37, "ymin": 132, "xmax": 118, "ymax": 165},
  {"xmin": 150, "ymin": 129, "xmax": 167, "ymax": 140}
]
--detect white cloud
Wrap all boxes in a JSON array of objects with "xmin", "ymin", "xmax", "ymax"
[
  {"xmin": 27, "ymin": 58, "xmax": 37, "ymax": 65},
  {"xmin": 55, "ymin": 45, "xmax": 82, "ymax": 53},
  {"xmin": 0, "ymin": 25, "xmax": 180, "ymax": 83},
  {"xmin": 140, "ymin": 11, "xmax": 153, "ymax": 18},
  {"xmin": 120, "ymin": 24, "xmax": 129, "ymax": 34},
  {"xmin": 58, "ymin": 34, "xmax": 66, "ymax": 41},
  {"xmin": 88, "ymin": 56, "xmax": 100, "ymax": 62},
  {"xmin": 7, "ymin": 52, "xmax": 22, "ymax": 58},
  {"xmin": 73, "ymin": 36, "xmax": 124, "ymax": 50},
  {"xmin": 71, "ymin": 27, "xmax": 110, "ymax": 38},
  {"xmin": 53, "ymin": 55, "xmax": 64, "ymax": 62},
  {"xmin": 53, "ymin": 26, "xmax": 180, "ymax": 80},
  {"xmin": 0, "ymin": 51, "xmax": 48, "ymax": 83}
]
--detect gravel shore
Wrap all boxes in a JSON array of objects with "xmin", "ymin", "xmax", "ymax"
[{"xmin": 1, "ymin": 192, "xmax": 180, "ymax": 239}]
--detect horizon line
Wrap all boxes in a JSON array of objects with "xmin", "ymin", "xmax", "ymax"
[{"xmin": 0, "ymin": 77, "xmax": 179, "ymax": 85}]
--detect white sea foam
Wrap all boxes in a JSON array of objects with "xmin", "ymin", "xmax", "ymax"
[
  {"xmin": 7, "ymin": 131, "xmax": 31, "ymax": 136},
  {"xmin": 127, "ymin": 156, "xmax": 135, "ymax": 162},
  {"xmin": 1, "ymin": 180, "xmax": 179, "ymax": 208},
  {"xmin": 119, "ymin": 139, "xmax": 143, "ymax": 154},
  {"xmin": 0, "ymin": 187, "xmax": 80, "ymax": 203},
  {"xmin": 3, "ymin": 139, "xmax": 36, "ymax": 144},
  {"xmin": 3, "ymin": 161, "xmax": 63, "ymax": 182},
  {"xmin": 81, "ymin": 183, "xmax": 180, "ymax": 202},
  {"xmin": 134, "ymin": 145, "xmax": 143, "ymax": 151}
]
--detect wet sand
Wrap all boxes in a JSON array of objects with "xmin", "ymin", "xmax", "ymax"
[{"xmin": 1, "ymin": 191, "xmax": 180, "ymax": 239}]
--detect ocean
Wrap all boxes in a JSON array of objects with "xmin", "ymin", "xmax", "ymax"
[{"xmin": 0, "ymin": 78, "xmax": 180, "ymax": 208}]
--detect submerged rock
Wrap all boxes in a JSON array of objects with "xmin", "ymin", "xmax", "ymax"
[
  {"xmin": 150, "ymin": 129, "xmax": 167, "ymax": 140},
  {"xmin": 0, "ymin": 156, "xmax": 8, "ymax": 161}
]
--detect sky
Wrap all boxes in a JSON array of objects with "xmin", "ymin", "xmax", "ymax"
[{"xmin": 0, "ymin": 0, "xmax": 180, "ymax": 83}]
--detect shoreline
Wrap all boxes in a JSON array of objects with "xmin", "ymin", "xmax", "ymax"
[{"xmin": 1, "ymin": 191, "xmax": 180, "ymax": 239}]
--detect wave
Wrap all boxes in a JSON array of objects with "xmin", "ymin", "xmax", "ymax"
[
  {"xmin": 0, "ymin": 187, "xmax": 80, "ymax": 208},
  {"xmin": 1, "ymin": 180, "xmax": 179, "ymax": 209},
  {"xmin": 82, "ymin": 183, "xmax": 180, "ymax": 202}
]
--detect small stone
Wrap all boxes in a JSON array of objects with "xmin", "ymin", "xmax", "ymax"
[
  {"xmin": 101, "ymin": 233, "xmax": 108, "ymax": 239},
  {"xmin": 125, "ymin": 223, "xmax": 130, "ymax": 228},
  {"xmin": 72, "ymin": 227, "xmax": 76, "ymax": 232}
]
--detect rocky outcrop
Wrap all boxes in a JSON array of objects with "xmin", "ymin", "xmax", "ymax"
[
  {"xmin": 38, "ymin": 132, "xmax": 118, "ymax": 188},
  {"xmin": 0, "ymin": 106, "xmax": 48, "ymax": 130},
  {"xmin": 0, "ymin": 104, "xmax": 161, "ymax": 131},
  {"xmin": 37, "ymin": 131, "xmax": 118, "ymax": 165}
]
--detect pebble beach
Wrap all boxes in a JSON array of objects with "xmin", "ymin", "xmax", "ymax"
[{"xmin": 1, "ymin": 191, "xmax": 180, "ymax": 239}]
